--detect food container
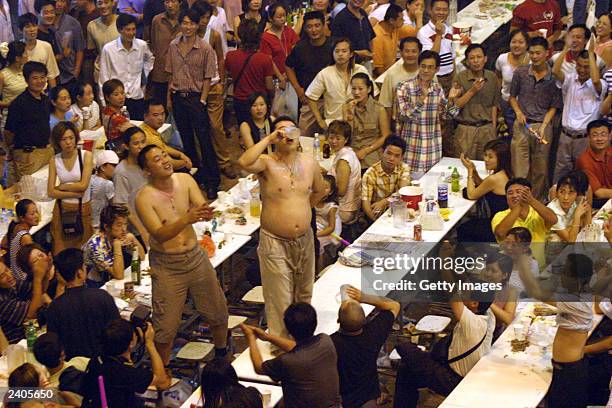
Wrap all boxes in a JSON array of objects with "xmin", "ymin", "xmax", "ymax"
[
  {"xmin": 452, "ymin": 21, "xmax": 473, "ymax": 45},
  {"xmin": 399, "ymin": 186, "xmax": 423, "ymax": 210}
]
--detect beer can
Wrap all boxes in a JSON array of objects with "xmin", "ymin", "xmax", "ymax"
[{"xmin": 413, "ymin": 224, "xmax": 422, "ymax": 241}]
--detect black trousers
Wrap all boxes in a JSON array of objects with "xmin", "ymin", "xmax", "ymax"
[
  {"xmin": 172, "ymin": 93, "xmax": 220, "ymax": 189},
  {"xmin": 547, "ymin": 359, "xmax": 589, "ymax": 408},
  {"xmin": 393, "ymin": 342, "xmax": 463, "ymax": 408},
  {"xmin": 150, "ymin": 81, "xmax": 169, "ymax": 109},
  {"xmin": 125, "ymin": 98, "xmax": 145, "ymax": 121}
]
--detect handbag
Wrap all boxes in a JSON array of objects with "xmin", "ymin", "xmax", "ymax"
[
  {"xmin": 431, "ymin": 329, "xmax": 488, "ymax": 367},
  {"xmin": 57, "ymin": 150, "xmax": 84, "ymax": 237}
]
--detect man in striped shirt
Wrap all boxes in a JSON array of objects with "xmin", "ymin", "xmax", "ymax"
[{"xmin": 0, "ymin": 256, "xmax": 47, "ymax": 343}]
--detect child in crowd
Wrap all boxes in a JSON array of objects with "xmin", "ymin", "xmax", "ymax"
[
  {"xmin": 89, "ymin": 150, "xmax": 119, "ymax": 231},
  {"xmin": 49, "ymin": 85, "xmax": 77, "ymax": 131},
  {"xmin": 70, "ymin": 81, "xmax": 101, "ymax": 131},
  {"xmin": 101, "ymin": 79, "xmax": 133, "ymax": 152},
  {"xmin": 315, "ymin": 174, "xmax": 342, "ymax": 269}
]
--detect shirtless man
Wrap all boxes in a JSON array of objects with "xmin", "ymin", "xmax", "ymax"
[
  {"xmin": 238, "ymin": 115, "xmax": 326, "ymax": 338},
  {"xmin": 135, "ymin": 145, "xmax": 229, "ymax": 364}
]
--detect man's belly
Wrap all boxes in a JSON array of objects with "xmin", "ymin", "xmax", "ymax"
[{"xmin": 260, "ymin": 200, "xmax": 312, "ymax": 238}]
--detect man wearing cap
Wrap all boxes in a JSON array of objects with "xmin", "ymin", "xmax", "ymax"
[{"xmin": 90, "ymin": 150, "xmax": 119, "ymax": 230}]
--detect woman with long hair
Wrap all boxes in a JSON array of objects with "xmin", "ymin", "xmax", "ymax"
[
  {"xmin": 0, "ymin": 199, "xmax": 40, "ymax": 280},
  {"xmin": 47, "ymin": 121, "xmax": 94, "ymax": 254},
  {"xmin": 0, "ymin": 41, "xmax": 28, "ymax": 130},
  {"xmin": 201, "ymin": 357, "xmax": 246, "ymax": 408},
  {"xmin": 458, "ymin": 139, "xmax": 511, "ymax": 242},
  {"xmin": 240, "ymin": 92, "xmax": 274, "ymax": 149},
  {"xmin": 342, "ymin": 72, "xmax": 389, "ymax": 168}
]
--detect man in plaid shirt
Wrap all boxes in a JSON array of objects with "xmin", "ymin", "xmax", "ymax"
[
  {"xmin": 361, "ymin": 136, "xmax": 411, "ymax": 221},
  {"xmin": 395, "ymin": 50, "xmax": 463, "ymax": 175}
]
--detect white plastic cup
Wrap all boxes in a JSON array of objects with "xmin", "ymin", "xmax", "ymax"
[
  {"xmin": 261, "ymin": 389, "xmax": 272, "ymax": 407},
  {"xmin": 538, "ymin": 28, "xmax": 547, "ymax": 38},
  {"xmin": 513, "ymin": 323, "xmax": 525, "ymax": 340},
  {"xmin": 340, "ymin": 284, "xmax": 351, "ymax": 301}
]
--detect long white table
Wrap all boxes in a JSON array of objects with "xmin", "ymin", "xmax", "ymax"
[{"xmin": 231, "ymin": 157, "xmax": 488, "ymax": 384}]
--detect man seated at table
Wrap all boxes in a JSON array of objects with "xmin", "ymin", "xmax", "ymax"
[
  {"xmin": 80, "ymin": 319, "xmax": 171, "ymax": 406},
  {"xmin": 140, "ymin": 98, "xmax": 192, "ymax": 171},
  {"xmin": 33, "ymin": 332, "xmax": 89, "ymax": 404},
  {"xmin": 362, "ymin": 136, "xmax": 410, "ymax": 222},
  {"xmin": 491, "ymin": 178, "xmax": 557, "ymax": 267},
  {"xmin": 393, "ymin": 279, "xmax": 496, "ymax": 408},
  {"xmin": 241, "ymin": 303, "xmax": 342, "ymax": 408},
  {"xmin": 46, "ymin": 248, "xmax": 120, "ymax": 359},
  {"xmin": 331, "ymin": 285, "xmax": 400, "ymax": 408},
  {"xmin": 576, "ymin": 119, "xmax": 612, "ymax": 208},
  {"xmin": 0, "ymin": 257, "xmax": 48, "ymax": 343}
]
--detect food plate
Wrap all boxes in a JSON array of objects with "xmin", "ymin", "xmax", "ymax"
[{"xmin": 415, "ymin": 315, "xmax": 451, "ymax": 333}]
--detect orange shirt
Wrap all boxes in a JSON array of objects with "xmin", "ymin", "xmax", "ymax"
[
  {"xmin": 372, "ymin": 23, "xmax": 416, "ymax": 73},
  {"xmin": 576, "ymin": 146, "xmax": 612, "ymax": 193}
]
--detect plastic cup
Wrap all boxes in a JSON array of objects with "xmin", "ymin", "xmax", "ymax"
[
  {"xmin": 513, "ymin": 324, "xmax": 525, "ymax": 340},
  {"xmin": 284, "ymin": 126, "xmax": 300, "ymax": 140},
  {"xmin": 261, "ymin": 389, "xmax": 272, "ymax": 407},
  {"xmin": 340, "ymin": 284, "xmax": 350, "ymax": 301},
  {"xmin": 82, "ymin": 139, "xmax": 95, "ymax": 151},
  {"xmin": 538, "ymin": 28, "xmax": 547, "ymax": 38}
]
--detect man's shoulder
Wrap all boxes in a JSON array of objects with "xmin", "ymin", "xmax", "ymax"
[{"xmin": 151, "ymin": 13, "xmax": 164, "ymax": 25}]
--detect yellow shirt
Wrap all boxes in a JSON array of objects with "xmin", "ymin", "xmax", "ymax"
[
  {"xmin": 491, "ymin": 206, "xmax": 549, "ymax": 267},
  {"xmin": 372, "ymin": 24, "xmax": 416, "ymax": 72},
  {"xmin": 140, "ymin": 123, "xmax": 168, "ymax": 151}
]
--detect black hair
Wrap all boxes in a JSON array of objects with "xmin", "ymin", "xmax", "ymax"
[
  {"xmin": 248, "ymin": 92, "xmax": 270, "ymax": 113},
  {"xmin": 116, "ymin": 13, "xmax": 138, "ymax": 30},
  {"xmin": 507, "ymin": 226, "xmax": 532, "ymax": 243},
  {"xmin": 223, "ymin": 386, "xmax": 263, "ymax": 408},
  {"xmin": 272, "ymin": 115, "xmax": 297, "ymax": 128},
  {"xmin": 330, "ymin": 37, "xmax": 354, "ymax": 70},
  {"xmin": 99, "ymin": 204, "xmax": 130, "ymax": 233},
  {"xmin": 383, "ymin": 3, "xmax": 403, "ymax": 21},
  {"xmin": 587, "ymin": 119, "xmax": 611, "ymax": 133},
  {"xmin": 238, "ymin": 19, "xmax": 262, "ymax": 51},
  {"xmin": 430, "ymin": 0, "xmax": 449, "ymax": 7},
  {"xmin": 18, "ymin": 12, "xmax": 38, "ymax": 29},
  {"xmin": 284, "ymin": 302, "xmax": 317, "ymax": 341},
  {"xmin": 23, "ymin": 61, "xmax": 48, "ymax": 81},
  {"xmin": 137, "ymin": 144, "xmax": 160, "ymax": 169},
  {"xmin": 8, "ymin": 363, "xmax": 40, "ymax": 388},
  {"xmin": 565, "ymin": 170, "xmax": 589, "ymax": 195},
  {"xmin": 322, "ymin": 174, "xmax": 338, "ymax": 204},
  {"xmin": 0, "ymin": 41, "xmax": 26, "ymax": 69},
  {"xmin": 200, "ymin": 357, "xmax": 240, "ymax": 408},
  {"xmin": 382, "ymin": 135, "xmax": 407, "ymax": 154},
  {"xmin": 303, "ymin": 10, "xmax": 325, "ymax": 24},
  {"xmin": 33, "ymin": 332, "xmax": 63, "ymax": 369},
  {"xmin": 351, "ymin": 72, "xmax": 373, "ymax": 96},
  {"xmin": 242, "ymin": 0, "xmax": 262, "ymax": 12},
  {"xmin": 462, "ymin": 277, "xmax": 495, "ymax": 315},
  {"xmin": 34, "ymin": 0, "xmax": 55, "ymax": 13},
  {"xmin": 327, "ymin": 119, "xmax": 352, "ymax": 145},
  {"xmin": 577, "ymin": 49, "xmax": 590, "ymax": 60},
  {"xmin": 505, "ymin": 177, "xmax": 531, "ymax": 192},
  {"xmin": 49, "ymin": 85, "xmax": 71, "ymax": 111},
  {"xmin": 564, "ymin": 253, "xmax": 593, "ymax": 287},
  {"xmin": 102, "ymin": 319, "xmax": 135, "ymax": 356},
  {"xmin": 51, "ymin": 121, "xmax": 80, "ymax": 151},
  {"xmin": 16, "ymin": 243, "xmax": 46, "ymax": 279},
  {"xmin": 72, "ymin": 80, "xmax": 94, "ymax": 101},
  {"xmin": 483, "ymin": 139, "xmax": 512, "ymax": 177},
  {"xmin": 552, "ymin": 39, "xmax": 565, "ymax": 52},
  {"xmin": 528, "ymin": 36, "xmax": 549, "ymax": 50},
  {"xmin": 568, "ymin": 23, "xmax": 591, "ymax": 41},
  {"xmin": 556, "ymin": 173, "xmax": 581, "ymax": 195},
  {"xmin": 399, "ymin": 36, "xmax": 422, "ymax": 52},
  {"xmin": 180, "ymin": 7, "xmax": 202, "ymax": 23},
  {"xmin": 418, "ymin": 50, "xmax": 440, "ymax": 66},
  {"xmin": 122, "ymin": 126, "xmax": 145, "ymax": 146},
  {"xmin": 102, "ymin": 78, "xmax": 124, "ymax": 102},
  {"xmin": 496, "ymin": 254, "xmax": 514, "ymax": 284},
  {"xmin": 465, "ymin": 43, "xmax": 485, "ymax": 58},
  {"xmin": 508, "ymin": 28, "xmax": 530, "ymax": 46},
  {"xmin": 6, "ymin": 199, "xmax": 36, "ymax": 246},
  {"xmin": 144, "ymin": 98, "xmax": 166, "ymax": 115},
  {"xmin": 192, "ymin": 0, "xmax": 213, "ymax": 17},
  {"xmin": 267, "ymin": 3, "xmax": 287, "ymax": 22},
  {"xmin": 54, "ymin": 248, "xmax": 85, "ymax": 283}
]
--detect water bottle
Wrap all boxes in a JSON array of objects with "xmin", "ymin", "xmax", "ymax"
[
  {"xmin": 451, "ymin": 167, "xmax": 460, "ymax": 193},
  {"xmin": 313, "ymin": 135, "xmax": 321, "ymax": 161},
  {"xmin": 131, "ymin": 247, "xmax": 141, "ymax": 286},
  {"xmin": 120, "ymin": 106, "xmax": 130, "ymax": 121},
  {"xmin": 448, "ymin": 0, "xmax": 458, "ymax": 25},
  {"xmin": 437, "ymin": 172, "xmax": 448, "ymax": 208},
  {"xmin": 26, "ymin": 321, "xmax": 36, "ymax": 351}
]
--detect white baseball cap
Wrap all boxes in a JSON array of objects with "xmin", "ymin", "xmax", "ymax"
[{"xmin": 96, "ymin": 150, "xmax": 120, "ymax": 168}]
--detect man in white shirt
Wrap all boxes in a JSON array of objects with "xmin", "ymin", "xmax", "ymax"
[
  {"xmin": 98, "ymin": 13, "xmax": 153, "ymax": 120},
  {"xmin": 394, "ymin": 280, "xmax": 495, "ymax": 407},
  {"xmin": 18, "ymin": 13, "xmax": 60, "ymax": 88},
  {"xmin": 205, "ymin": 0, "xmax": 229, "ymax": 56},
  {"xmin": 552, "ymin": 40, "xmax": 605, "ymax": 183},
  {"xmin": 550, "ymin": 24, "xmax": 606, "ymax": 78},
  {"xmin": 378, "ymin": 37, "xmax": 421, "ymax": 128}
]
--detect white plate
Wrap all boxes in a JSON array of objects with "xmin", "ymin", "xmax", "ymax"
[{"xmin": 415, "ymin": 315, "xmax": 451, "ymax": 333}]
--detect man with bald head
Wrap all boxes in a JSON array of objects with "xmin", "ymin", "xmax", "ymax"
[{"xmin": 331, "ymin": 285, "xmax": 400, "ymax": 408}]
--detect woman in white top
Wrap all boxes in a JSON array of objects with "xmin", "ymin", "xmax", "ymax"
[
  {"xmin": 306, "ymin": 38, "xmax": 375, "ymax": 131},
  {"xmin": 47, "ymin": 121, "xmax": 94, "ymax": 254},
  {"xmin": 327, "ymin": 120, "xmax": 361, "ymax": 224},
  {"xmin": 547, "ymin": 171, "xmax": 591, "ymax": 243},
  {"xmin": 70, "ymin": 82, "xmax": 101, "ymax": 131},
  {"xmin": 495, "ymin": 29, "xmax": 529, "ymax": 134}
]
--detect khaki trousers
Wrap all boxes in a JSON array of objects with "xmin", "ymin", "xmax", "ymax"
[
  {"xmin": 207, "ymin": 83, "xmax": 230, "ymax": 169},
  {"xmin": 258, "ymin": 228, "xmax": 315, "ymax": 338},
  {"xmin": 511, "ymin": 121, "xmax": 551, "ymax": 200},
  {"xmin": 454, "ymin": 123, "xmax": 496, "ymax": 160},
  {"xmin": 298, "ymin": 99, "xmax": 325, "ymax": 137},
  {"xmin": 12, "ymin": 146, "xmax": 54, "ymax": 179}
]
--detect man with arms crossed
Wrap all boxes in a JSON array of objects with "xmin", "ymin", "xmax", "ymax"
[
  {"xmin": 135, "ymin": 145, "xmax": 229, "ymax": 365},
  {"xmin": 238, "ymin": 116, "xmax": 326, "ymax": 338}
]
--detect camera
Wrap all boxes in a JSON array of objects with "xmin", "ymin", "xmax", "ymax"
[{"xmin": 130, "ymin": 305, "xmax": 152, "ymax": 335}]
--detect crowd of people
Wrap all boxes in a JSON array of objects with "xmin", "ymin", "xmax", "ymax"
[{"xmin": 0, "ymin": 0, "xmax": 610, "ymax": 406}]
